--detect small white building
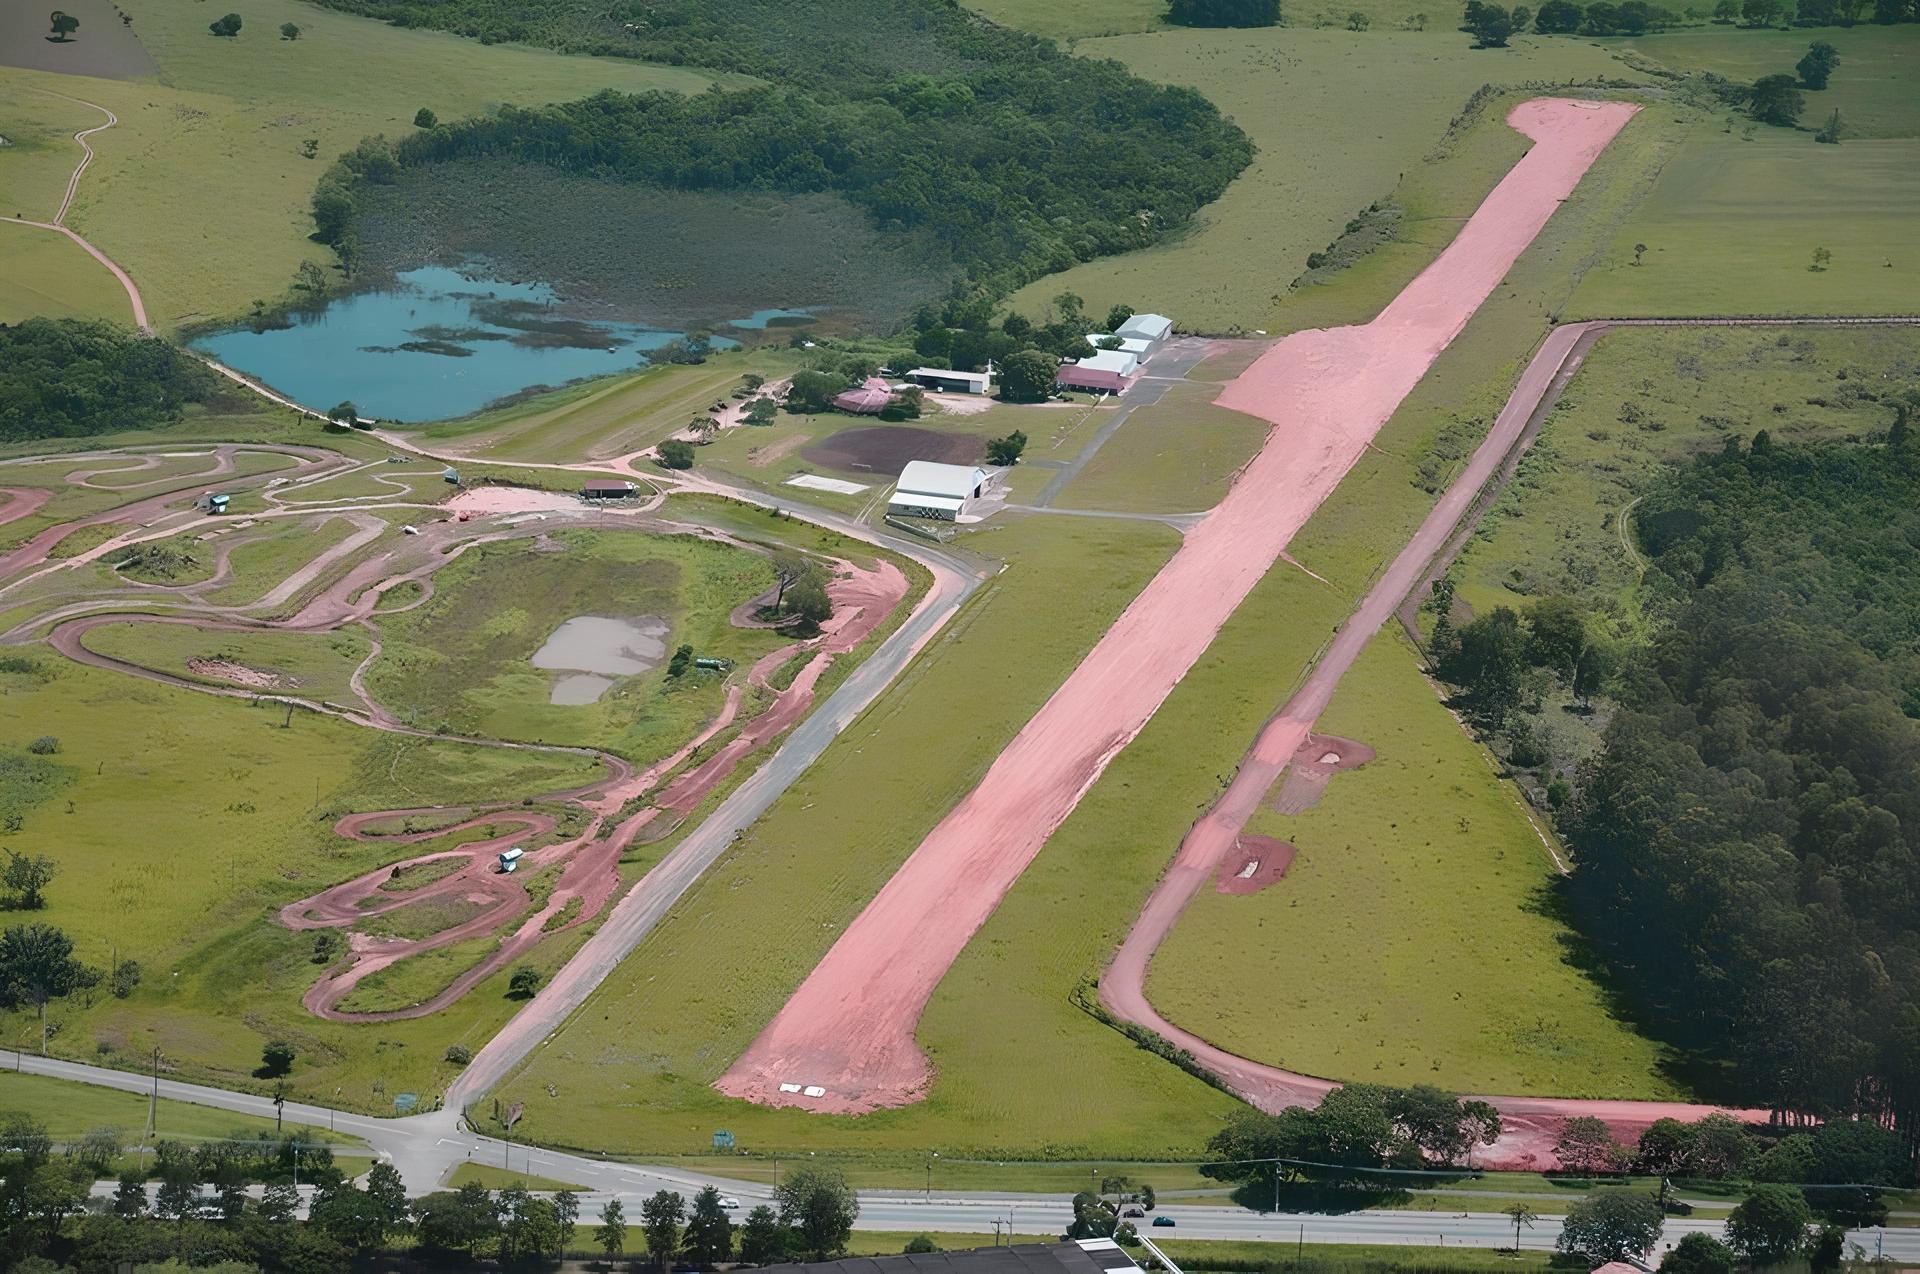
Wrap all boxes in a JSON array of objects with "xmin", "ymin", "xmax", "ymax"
[
  {"xmin": 888, "ymin": 460, "xmax": 996, "ymax": 522},
  {"xmin": 1115, "ymin": 313, "xmax": 1173, "ymax": 359},
  {"xmin": 906, "ymin": 367, "xmax": 991, "ymax": 395}
]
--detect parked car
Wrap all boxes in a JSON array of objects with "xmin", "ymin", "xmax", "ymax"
[{"xmin": 1151, "ymin": 1216, "xmax": 1176, "ymax": 1228}]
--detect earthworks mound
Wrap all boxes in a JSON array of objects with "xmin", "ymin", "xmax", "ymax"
[
  {"xmin": 801, "ymin": 426, "xmax": 985, "ymax": 477},
  {"xmin": 1271, "ymin": 733, "xmax": 1375, "ymax": 815},
  {"xmin": 1217, "ymin": 835, "xmax": 1296, "ymax": 895}
]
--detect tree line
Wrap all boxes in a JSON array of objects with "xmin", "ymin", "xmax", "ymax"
[
  {"xmin": 306, "ymin": 0, "xmax": 1251, "ymax": 306},
  {"xmin": 2, "ymin": 1116, "xmax": 863, "ymax": 1273},
  {"xmin": 1435, "ymin": 426, "xmax": 1920, "ymax": 1163},
  {"xmin": 1463, "ymin": 0, "xmax": 1912, "ymax": 45},
  {"xmin": 0, "ymin": 319, "xmax": 221, "ymax": 443}
]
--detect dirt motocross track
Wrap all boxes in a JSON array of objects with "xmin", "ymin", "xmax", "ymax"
[
  {"xmin": 1, "ymin": 447, "xmax": 911, "ymax": 1023},
  {"xmin": 717, "ymin": 99, "xmax": 1643, "ymax": 1117}
]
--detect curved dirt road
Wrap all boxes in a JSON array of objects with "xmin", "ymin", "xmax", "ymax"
[
  {"xmin": 716, "ymin": 99, "xmax": 1642, "ymax": 1115},
  {"xmin": 0, "ymin": 90, "xmax": 148, "ymax": 330}
]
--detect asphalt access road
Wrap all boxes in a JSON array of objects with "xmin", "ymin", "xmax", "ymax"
[{"xmin": 9, "ymin": 1053, "xmax": 1920, "ymax": 1263}]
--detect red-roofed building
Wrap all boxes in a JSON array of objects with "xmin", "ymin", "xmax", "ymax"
[{"xmin": 832, "ymin": 377, "xmax": 894, "ymax": 414}]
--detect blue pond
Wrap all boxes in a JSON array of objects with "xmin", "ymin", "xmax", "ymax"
[{"xmin": 192, "ymin": 266, "xmax": 774, "ymax": 423}]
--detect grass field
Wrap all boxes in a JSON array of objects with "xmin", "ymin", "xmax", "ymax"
[
  {"xmin": 1451, "ymin": 324, "xmax": 1920, "ymax": 636},
  {"xmin": 0, "ymin": 223, "xmax": 132, "ymax": 324},
  {"xmin": 1622, "ymin": 26, "xmax": 1920, "ymax": 140},
  {"xmin": 0, "ymin": 652, "xmax": 620, "ymax": 1108},
  {"xmin": 0, "ymin": 0, "xmax": 736, "ymax": 332},
  {"xmin": 1148, "ymin": 630, "xmax": 1679, "ymax": 1099},
  {"xmin": 420, "ymin": 349, "xmax": 806, "ymax": 461},
  {"xmin": 205, "ymin": 513, "xmax": 372, "ymax": 609},
  {"xmin": 1003, "ymin": 33, "xmax": 1630, "ymax": 333},
  {"xmin": 1567, "ymin": 126, "xmax": 1920, "ymax": 317},
  {"xmin": 1053, "ymin": 377, "xmax": 1272, "ymax": 514},
  {"xmin": 961, "ymin": 0, "xmax": 1164, "ymax": 38},
  {"xmin": 0, "ymin": 1071, "xmax": 367, "ymax": 1153},
  {"xmin": 364, "ymin": 528, "xmax": 787, "ymax": 758},
  {"xmin": 488, "ymin": 513, "xmax": 1236, "ymax": 1158},
  {"xmin": 81, "ymin": 623, "xmax": 374, "ymax": 705}
]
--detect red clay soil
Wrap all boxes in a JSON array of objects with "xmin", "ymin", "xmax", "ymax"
[
  {"xmin": 0, "ymin": 487, "xmax": 53, "ymax": 529},
  {"xmin": 274, "ymin": 549, "xmax": 907, "ymax": 1022},
  {"xmin": 801, "ymin": 426, "xmax": 986, "ymax": 477},
  {"xmin": 716, "ymin": 99, "xmax": 1641, "ymax": 1116},
  {"xmin": 1215, "ymin": 836, "xmax": 1296, "ymax": 895},
  {"xmin": 1270, "ymin": 733, "xmax": 1375, "ymax": 815}
]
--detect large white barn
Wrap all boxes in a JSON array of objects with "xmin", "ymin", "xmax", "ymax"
[{"xmin": 888, "ymin": 460, "xmax": 995, "ymax": 521}]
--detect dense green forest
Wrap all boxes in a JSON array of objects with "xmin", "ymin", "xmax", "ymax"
[
  {"xmin": 309, "ymin": 0, "xmax": 1252, "ymax": 304},
  {"xmin": 1559, "ymin": 434, "xmax": 1920, "ymax": 1146},
  {"xmin": 0, "ymin": 319, "xmax": 221, "ymax": 443}
]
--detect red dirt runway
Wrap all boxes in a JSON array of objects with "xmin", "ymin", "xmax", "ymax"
[{"xmin": 717, "ymin": 99, "xmax": 1640, "ymax": 1114}]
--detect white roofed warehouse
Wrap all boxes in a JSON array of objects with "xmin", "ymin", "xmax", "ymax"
[
  {"xmin": 888, "ymin": 460, "xmax": 996, "ymax": 522},
  {"xmin": 1115, "ymin": 312, "xmax": 1173, "ymax": 355}
]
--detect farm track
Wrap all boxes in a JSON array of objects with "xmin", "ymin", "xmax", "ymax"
[{"xmin": 0, "ymin": 90, "xmax": 149, "ymax": 330}]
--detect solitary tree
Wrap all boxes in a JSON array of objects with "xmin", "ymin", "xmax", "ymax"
[
  {"xmin": 327, "ymin": 400, "xmax": 359, "ymax": 428},
  {"xmin": 641, "ymin": 1189, "xmax": 685, "ymax": 1273},
  {"xmin": 599, "ymin": 1197, "xmax": 627, "ymax": 1261},
  {"xmin": 1811, "ymin": 245, "xmax": 1832, "ymax": 270},
  {"xmin": 784, "ymin": 578, "xmax": 834, "ymax": 629},
  {"xmin": 986, "ymin": 430, "xmax": 1029, "ymax": 466},
  {"xmin": 49, "ymin": 11, "xmax": 79, "ymax": 40},
  {"xmin": 1558, "ymin": 1190, "xmax": 1664, "ymax": 1264},
  {"xmin": 0, "ymin": 923, "xmax": 96, "ymax": 1051},
  {"xmin": 1503, "ymin": 1201, "xmax": 1538, "ymax": 1250},
  {"xmin": 508, "ymin": 965, "xmax": 542, "ymax": 998},
  {"xmin": 1725, "ymin": 1184, "xmax": 1813, "ymax": 1266},
  {"xmin": 997, "ymin": 349, "xmax": 1060, "ymax": 403},
  {"xmin": 657, "ymin": 439, "xmax": 695, "ymax": 470},
  {"xmin": 687, "ymin": 416, "xmax": 719, "ymax": 444},
  {"xmin": 414, "ymin": 107, "xmax": 438, "ymax": 128},
  {"xmin": 1633, "ymin": 242, "xmax": 1648, "ymax": 265},
  {"xmin": 209, "ymin": 12, "xmax": 243, "ymax": 37},
  {"xmin": 1747, "ymin": 74, "xmax": 1805, "ymax": 126},
  {"xmin": 1348, "ymin": 9, "xmax": 1372, "ymax": 26},
  {"xmin": 1466, "ymin": 0, "xmax": 1517, "ymax": 42},
  {"xmin": 745, "ymin": 397, "xmax": 779, "ymax": 426},
  {"xmin": 260, "ymin": 1038, "xmax": 296, "ymax": 1077},
  {"xmin": 280, "ymin": 21, "xmax": 301, "ymax": 38},
  {"xmin": 1814, "ymin": 108, "xmax": 1844, "ymax": 142},
  {"xmin": 3, "ymin": 850, "xmax": 57, "ymax": 910},
  {"xmin": 1797, "ymin": 39, "xmax": 1839, "ymax": 88}
]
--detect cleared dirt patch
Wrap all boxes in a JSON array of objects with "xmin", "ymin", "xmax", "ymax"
[
  {"xmin": 1270, "ymin": 733, "xmax": 1375, "ymax": 815},
  {"xmin": 185, "ymin": 656, "xmax": 284, "ymax": 689},
  {"xmin": 801, "ymin": 426, "xmax": 986, "ymax": 477},
  {"xmin": 1216, "ymin": 835, "xmax": 1296, "ymax": 895}
]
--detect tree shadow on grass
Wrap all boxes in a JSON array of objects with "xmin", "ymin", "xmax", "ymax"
[{"xmin": 1520, "ymin": 877, "xmax": 1744, "ymax": 1102}]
